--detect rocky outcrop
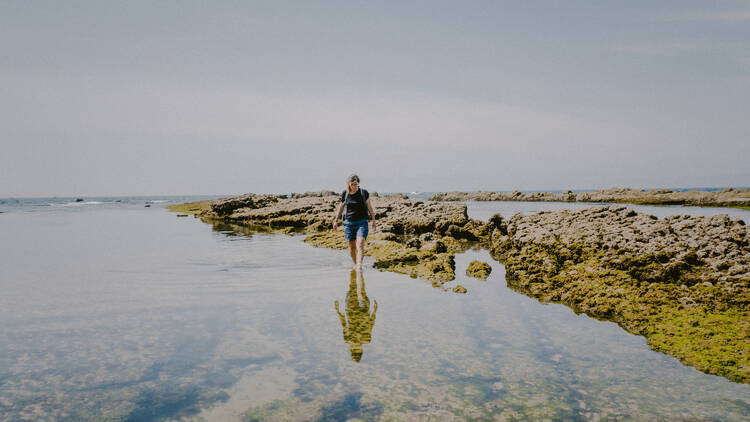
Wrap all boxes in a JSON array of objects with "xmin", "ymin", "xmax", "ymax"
[
  {"xmin": 430, "ymin": 187, "xmax": 750, "ymax": 208},
  {"xmin": 489, "ymin": 206, "xmax": 750, "ymax": 383},
  {"xmin": 206, "ymin": 193, "xmax": 482, "ymax": 237},
  {"xmin": 209, "ymin": 193, "xmax": 286, "ymax": 216},
  {"xmin": 169, "ymin": 193, "xmax": 750, "ymax": 383},
  {"xmin": 466, "ymin": 260, "xmax": 492, "ymax": 280},
  {"xmin": 174, "ymin": 192, "xmax": 491, "ymax": 287}
]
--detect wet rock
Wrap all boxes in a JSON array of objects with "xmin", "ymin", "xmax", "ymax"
[
  {"xmin": 466, "ymin": 260, "xmax": 492, "ymax": 280},
  {"xmin": 453, "ymin": 285, "xmax": 467, "ymax": 293},
  {"xmin": 421, "ymin": 239, "xmax": 447, "ymax": 254},
  {"xmin": 489, "ymin": 205, "xmax": 750, "ymax": 384},
  {"xmin": 75, "ymin": 198, "xmax": 84, "ymax": 202},
  {"xmin": 487, "ymin": 213, "xmax": 507, "ymax": 235},
  {"xmin": 445, "ymin": 224, "xmax": 479, "ymax": 241},
  {"xmin": 176, "ymin": 214, "xmax": 188, "ymax": 217},
  {"xmin": 419, "ymin": 232, "xmax": 435, "ymax": 242}
]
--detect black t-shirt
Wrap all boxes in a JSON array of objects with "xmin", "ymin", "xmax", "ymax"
[{"xmin": 340, "ymin": 188, "xmax": 369, "ymax": 221}]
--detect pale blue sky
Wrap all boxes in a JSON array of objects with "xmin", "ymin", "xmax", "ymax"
[{"xmin": 1, "ymin": 1, "xmax": 748, "ymax": 196}]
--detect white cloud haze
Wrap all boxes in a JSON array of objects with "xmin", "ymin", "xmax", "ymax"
[{"xmin": 1, "ymin": 1, "xmax": 748, "ymax": 196}]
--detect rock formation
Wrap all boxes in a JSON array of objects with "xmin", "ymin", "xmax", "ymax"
[
  {"xmin": 489, "ymin": 206, "xmax": 749, "ymax": 383},
  {"xmin": 171, "ymin": 192, "xmax": 492, "ymax": 289},
  {"xmin": 466, "ymin": 260, "xmax": 492, "ymax": 280},
  {"xmin": 169, "ymin": 193, "xmax": 750, "ymax": 383},
  {"xmin": 430, "ymin": 187, "xmax": 750, "ymax": 208}
]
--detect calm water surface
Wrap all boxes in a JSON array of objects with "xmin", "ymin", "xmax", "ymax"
[{"xmin": 0, "ymin": 198, "xmax": 749, "ymax": 421}]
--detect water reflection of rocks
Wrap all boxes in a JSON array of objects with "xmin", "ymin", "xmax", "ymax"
[{"xmin": 335, "ymin": 270, "xmax": 378, "ymax": 362}]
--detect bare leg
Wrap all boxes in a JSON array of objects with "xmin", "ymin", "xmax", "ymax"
[
  {"xmin": 348, "ymin": 240, "xmax": 357, "ymax": 265},
  {"xmin": 356, "ymin": 269, "xmax": 364, "ymax": 302},
  {"xmin": 356, "ymin": 237, "xmax": 366, "ymax": 269}
]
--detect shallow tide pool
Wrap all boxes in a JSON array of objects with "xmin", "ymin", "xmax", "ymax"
[{"xmin": 0, "ymin": 201, "xmax": 748, "ymax": 421}]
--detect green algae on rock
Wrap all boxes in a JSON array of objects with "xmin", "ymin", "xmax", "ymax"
[
  {"xmin": 490, "ymin": 205, "xmax": 750, "ymax": 384},
  {"xmin": 166, "ymin": 200, "xmax": 212, "ymax": 215},
  {"xmin": 466, "ymin": 260, "xmax": 492, "ymax": 280}
]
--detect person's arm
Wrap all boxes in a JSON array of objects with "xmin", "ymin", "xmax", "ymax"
[
  {"xmin": 333, "ymin": 202, "xmax": 344, "ymax": 230},
  {"xmin": 334, "ymin": 300, "xmax": 346, "ymax": 326},
  {"xmin": 366, "ymin": 198, "xmax": 377, "ymax": 231}
]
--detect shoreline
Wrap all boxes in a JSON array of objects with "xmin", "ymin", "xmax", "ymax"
[
  {"xmin": 169, "ymin": 191, "xmax": 749, "ymax": 384},
  {"xmin": 429, "ymin": 187, "xmax": 750, "ymax": 210}
]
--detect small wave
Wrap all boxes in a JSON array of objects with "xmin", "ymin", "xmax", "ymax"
[{"xmin": 53, "ymin": 201, "xmax": 105, "ymax": 207}]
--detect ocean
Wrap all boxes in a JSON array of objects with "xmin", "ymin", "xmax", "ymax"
[{"xmin": 1, "ymin": 195, "xmax": 748, "ymax": 421}]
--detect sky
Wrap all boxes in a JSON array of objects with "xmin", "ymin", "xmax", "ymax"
[{"xmin": 1, "ymin": 0, "xmax": 749, "ymax": 197}]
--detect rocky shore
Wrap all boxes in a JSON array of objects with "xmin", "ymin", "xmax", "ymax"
[
  {"xmin": 170, "ymin": 192, "xmax": 749, "ymax": 384},
  {"xmin": 489, "ymin": 206, "xmax": 749, "ymax": 383},
  {"xmin": 430, "ymin": 187, "xmax": 750, "ymax": 208},
  {"xmin": 169, "ymin": 191, "xmax": 491, "ymax": 288}
]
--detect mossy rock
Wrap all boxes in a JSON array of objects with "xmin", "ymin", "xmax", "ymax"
[
  {"xmin": 453, "ymin": 285, "xmax": 467, "ymax": 293},
  {"xmin": 167, "ymin": 200, "xmax": 212, "ymax": 215},
  {"xmin": 500, "ymin": 241, "xmax": 750, "ymax": 384},
  {"xmin": 304, "ymin": 230, "xmax": 349, "ymax": 249},
  {"xmin": 466, "ymin": 260, "xmax": 492, "ymax": 280}
]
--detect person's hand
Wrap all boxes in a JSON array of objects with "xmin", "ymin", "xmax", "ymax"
[
  {"xmin": 372, "ymin": 221, "xmax": 377, "ymax": 232},
  {"xmin": 333, "ymin": 220, "xmax": 338, "ymax": 230}
]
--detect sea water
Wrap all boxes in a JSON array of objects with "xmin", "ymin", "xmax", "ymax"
[{"xmin": 0, "ymin": 197, "xmax": 748, "ymax": 421}]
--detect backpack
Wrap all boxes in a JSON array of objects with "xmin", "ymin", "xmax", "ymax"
[{"xmin": 343, "ymin": 188, "xmax": 370, "ymax": 220}]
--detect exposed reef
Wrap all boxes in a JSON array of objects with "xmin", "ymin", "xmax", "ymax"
[
  {"xmin": 169, "ymin": 192, "xmax": 491, "ymax": 291},
  {"xmin": 430, "ymin": 187, "xmax": 750, "ymax": 208},
  {"xmin": 170, "ymin": 193, "xmax": 750, "ymax": 383},
  {"xmin": 489, "ymin": 206, "xmax": 750, "ymax": 383}
]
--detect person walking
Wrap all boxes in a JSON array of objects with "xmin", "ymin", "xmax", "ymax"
[{"xmin": 333, "ymin": 174, "xmax": 377, "ymax": 269}]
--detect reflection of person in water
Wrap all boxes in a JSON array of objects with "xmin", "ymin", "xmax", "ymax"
[{"xmin": 335, "ymin": 269, "xmax": 378, "ymax": 362}]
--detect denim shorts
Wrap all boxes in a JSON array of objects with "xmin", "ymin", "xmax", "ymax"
[{"xmin": 344, "ymin": 219, "xmax": 369, "ymax": 241}]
